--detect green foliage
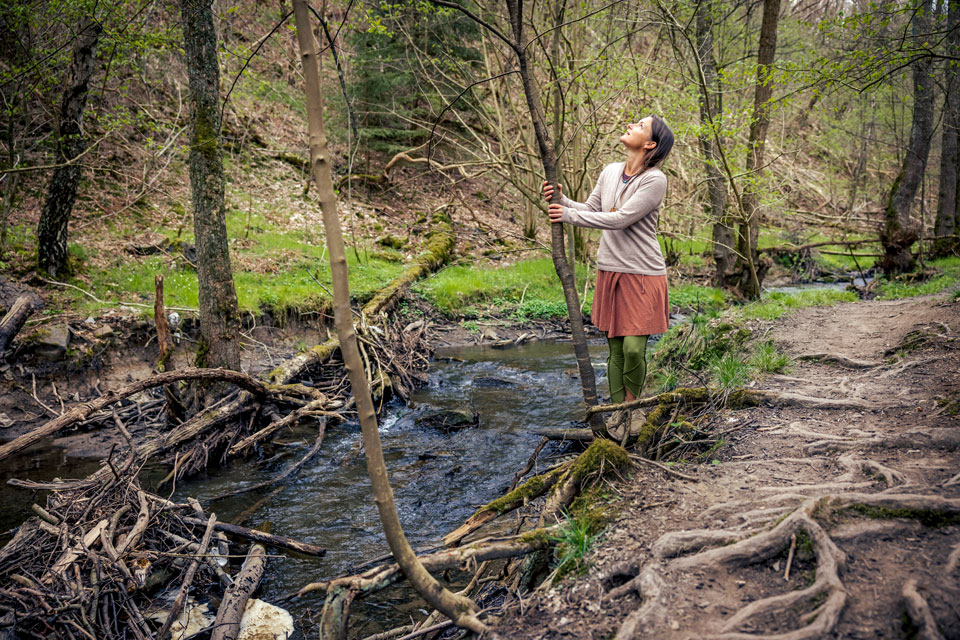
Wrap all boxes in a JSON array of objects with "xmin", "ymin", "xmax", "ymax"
[
  {"xmin": 737, "ymin": 289, "xmax": 858, "ymax": 321},
  {"xmin": 549, "ymin": 508, "xmax": 597, "ymax": 580},
  {"xmin": 876, "ymin": 257, "xmax": 960, "ymax": 299},
  {"xmin": 414, "ymin": 258, "xmax": 592, "ymax": 319},
  {"xmin": 670, "ymin": 283, "xmax": 728, "ymax": 314},
  {"xmin": 348, "ymin": 0, "xmax": 482, "ymax": 153},
  {"xmin": 751, "ymin": 341, "xmax": 793, "ymax": 373},
  {"xmin": 709, "ymin": 353, "xmax": 752, "ymax": 392}
]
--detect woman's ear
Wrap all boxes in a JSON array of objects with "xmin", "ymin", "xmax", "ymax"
[{"xmin": 645, "ymin": 140, "xmax": 658, "ymax": 150}]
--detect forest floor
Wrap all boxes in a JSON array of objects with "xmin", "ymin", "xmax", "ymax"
[{"xmin": 496, "ymin": 291, "xmax": 960, "ymax": 639}]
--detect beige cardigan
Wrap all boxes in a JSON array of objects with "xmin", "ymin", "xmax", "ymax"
[{"xmin": 559, "ymin": 163, "xmax": 667, "ymax": 275}]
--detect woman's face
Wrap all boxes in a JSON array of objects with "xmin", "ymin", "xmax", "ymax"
[{"xmin": 620, "ymin": 116, "xmax": 657, "ymax": 152}]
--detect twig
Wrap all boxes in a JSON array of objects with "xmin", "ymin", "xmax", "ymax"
[
  {"xmin": 157, "ymin": 513, "xmax": 217, "ymax": 639},
  {"xmin": 784, "ymin": 533, "xmax": 796, "ymax": 581},
  {"xmin": 629, "ymin": 454, "xmax": 698, "ymax": 481}
]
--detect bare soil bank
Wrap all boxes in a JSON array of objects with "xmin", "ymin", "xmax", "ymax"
[{"xmin": 495, "ymin": 293, "xmax": 960, "ymax": 639}]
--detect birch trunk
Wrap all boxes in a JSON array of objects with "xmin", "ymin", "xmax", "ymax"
[{"xmin": 290, "ymin": 1, "xmax": 485, "ymax": 635}]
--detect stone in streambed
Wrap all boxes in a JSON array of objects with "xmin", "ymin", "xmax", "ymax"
[
  {"xmin": 32, "ymin": 324, "xmax": 70, "ymax": 361},
  {"xmin": 417, "ymin": 408, "xmax": 479, "ymax": 433},
  {"xmin": 93, "ymin": 325, "xmax": 114, "ymax": 339},
  {"xmin": 473, "ymin": 375, "xmax": 516, "ymax": 388}
]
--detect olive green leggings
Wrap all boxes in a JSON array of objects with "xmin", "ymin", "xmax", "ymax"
[{"xmin": 607, "ymin": 335, "xmax": 648, "ymax": 404}]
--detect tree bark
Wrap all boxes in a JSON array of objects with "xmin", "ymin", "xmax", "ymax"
[
  {"xmin": 933, "ymin": 0, "xmax": 959, "ymax": 256},
  {"xmin": 737, "ymin": 0, "xmax": 781, "ymax": 299},
  {"xmin": 695, "ymin": 2, "xmax": 736, "ymax": 289},
  {"xmin": 505, "ymin": 0, "xmax": 601, "ymax": 430},
  {"xmin": 290, "ymin": 2, "xmax": 486, "ymax": 635},
  {"xmin": 211, "ymin": 539, "xmax": 265, "ymax": 640},
  {"xmin": 881, "ymin": 0, "xmax": 935, "ymax": 274},
  {"xmin": 0, "ymin": 291, "xmax": 43, "ymax": 358},
  {"xmin": 35, "ymin": 20, "xmax": 101, "ymax": 278},
  {"xmin": 179, "ymin": 0, "xmax": 241, "ymax": 373}
]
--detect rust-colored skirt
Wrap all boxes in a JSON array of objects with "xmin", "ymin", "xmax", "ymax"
[{"xmin": 592, "ymin": 270, "xmax": 669, "ymax": 337}]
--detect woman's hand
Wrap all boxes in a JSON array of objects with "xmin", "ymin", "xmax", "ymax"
[
  {"xmin": 542, "ymin": 181, "xmax": 562, "ymax": 202},
  {"xmin": 547, "ymin": 202, "xmax": 564, "ymax": 224}
]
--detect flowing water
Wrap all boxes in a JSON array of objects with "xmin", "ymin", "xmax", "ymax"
[{"xmin": 174, "ymin": 338, "xmax": 610, "ymax": 636}]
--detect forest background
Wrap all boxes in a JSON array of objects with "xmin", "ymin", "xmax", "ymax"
[{"xmin": 1, "ymin": 0, "xmax": 959, "ymax": 367}]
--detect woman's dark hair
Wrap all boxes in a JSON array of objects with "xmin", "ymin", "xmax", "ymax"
[{"xmin": 642, "ymin": 115, "xmax": 674, "ymax": 172}]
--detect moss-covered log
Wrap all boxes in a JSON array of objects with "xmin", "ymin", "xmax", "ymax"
[
  {"xmin": 444, "ymin": 463, "xmax": 569, "ymax": 546},
  {"xmin": 265, "ymin": 212, "xmax": 454, "ymax": 386}
]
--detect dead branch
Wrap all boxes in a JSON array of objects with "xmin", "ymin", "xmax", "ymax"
[
  {"xmin": 182, "ymin": 517, "xmax": 326, "ymax": 557},
  {"xmin": 0, "ymin": 368, "xmax": 270, "ymax": 463},
  {"xmin": 0, "ymin": 290, "xmax": 43, "ymax": 358},
  {"xmin": 211, "ymin": 538, "xmax": 267, "ymax": 640}
]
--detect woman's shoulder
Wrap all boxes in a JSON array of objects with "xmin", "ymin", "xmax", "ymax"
[{"xmin": 641, "ymin": 167, "xmax": 667, "ymax": 183}]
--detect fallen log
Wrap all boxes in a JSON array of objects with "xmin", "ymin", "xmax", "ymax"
[
  {"xmin": 0, "ymin": 291, "xmax": 44, "ymax": 359},
  {"xmin": 212, "ymin": 538, "xmax": 267, "ymax": 640},
  {"xmin": 0, "ymin": 368, "xmax": 269, "ymax": 463},
  {"xmin": 182, "ymin": 517, "xmax": 326, "ymax": 557},
  {"xmin": 265, "ymin": 212, "xmax": 454, "ymax": 386},
  {"xmin": 443, "ymin": 464, "xmax": 569, "ymax": 546}
]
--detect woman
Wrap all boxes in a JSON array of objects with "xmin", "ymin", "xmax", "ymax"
[{"xmin": 543, "ymin": 115, "xmax": 674, "ymax": 437}]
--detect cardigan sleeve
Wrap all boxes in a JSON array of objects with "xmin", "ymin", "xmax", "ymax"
[
  {"xmin": 560, "ymin": 172, "xmax": 666, "ymax": 231},
  {"xmin": 558, "ymin": 165, "xmax": 609, "ymax": 212}
]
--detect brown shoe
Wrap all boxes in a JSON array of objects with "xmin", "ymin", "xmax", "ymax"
[{"xmin": 606, "ymin": 409, "xmax": 632, "ymax": 441}]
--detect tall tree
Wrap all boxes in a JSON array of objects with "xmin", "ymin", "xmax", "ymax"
[
  {"xmin": 880, "ymin": 0, "xmax": 935, "ymax": 274},
  {"xmin": 504, "ymin": 0, "xmax": 602, "ymax": 431},
  {"xmin": 290, "ymin": 1, "xmax": 486, "ymax": 635},
  {"xmin": 738, "ymin": 0, "xmax": 781, "ymax": 299},
  {"xmin": 933, "ymin": 0, "xmax": 959, "ymax": 255},
  {"xmin": 694, "ymin": 1, "xmax": 736, "ymax": 290},
  {"xmin": 35, "ymin": 19, "xmax": 101, "ymax": 278},
  {"xmin": 179, "ymin": 0, "xmax": 240, "ymax": 373}
]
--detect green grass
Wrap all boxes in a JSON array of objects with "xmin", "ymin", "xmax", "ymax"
[
  {"xmin": 709, "ymin": 353, "xmax": 752, "ymax": 392},
  {"xmin": 414, "ymin": 258, "xmax": 593, "ymax": 319},
  {"xmin": 550, "ymin": 508, "xmax": 598, "ymax": 581},
  {"xmin": 877, "ymin": 257, "xmax": 960, "ymax": 299},
  {"xmin": 670, "ymin": 283, "xmax": 728, "ymax": 313},
  {"xmin": 751, "ymin": 340, "xmax": 793, "ymax": 373},
  {"xmin": 64, "ymin": 207, "xmax": 406, "ymax": 317},
  {"xmin": 737, "ymin": 289, "xmax": 858, "ymax": 321},
  {"xmin": 415, "ymin": 257, "xmax": 728, "ymax": 319}
]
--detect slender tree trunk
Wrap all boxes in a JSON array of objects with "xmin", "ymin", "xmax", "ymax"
[
  {"xmin": 290, "ymin": 2, "xmax": 486, "ymax": 635},
  {"xmin": 696, "ymin": 1, "xmax": 736, "ymax": 289},
  {"xmin": 737, "ymin": 0, "xmax": 781, "ymax": 299},
  {"xmin": 880, "ymin": 0, "xmax": 935, "ymax": 274},
  {"xmin": 505, "ymin": 0, "xmax": 601, "ymax": 430},
  {"xmin": 933, "ymin": 0, "xmax": 959, "ymax": 256},
  {"xmin": 35, "ymin": 20, "xmax": 101, "ymax": 278},
  {"xmin": 180, "ymin": 0, "xmax": 240, "ymax": 373}
]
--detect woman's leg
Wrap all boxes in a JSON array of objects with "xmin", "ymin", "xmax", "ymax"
[
  {"xmin": 622, "ymin": 335, "xmax": 649, "ymax": 400},
  {"xmin": 607, "ymin": 336, "xmax": 626, "ymax": 404}
]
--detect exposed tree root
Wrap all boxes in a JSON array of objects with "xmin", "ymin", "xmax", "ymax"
[
  {"xmin": 610, "ymin": 492, "xmax": 960, "ymax": 639},
  {"xmin": 902, "ymin": 579, "xmax": 945, "ymax": 640},
  {"xmin": 796, "ymin": 353, "xmax": 880, "ymax": 369}
]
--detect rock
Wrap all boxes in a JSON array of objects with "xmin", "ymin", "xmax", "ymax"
[
  {"xmin": 84, "ymin": 316, "xmax": 95, "ymax": 325},
  {"xmin": 0, "ymin": 413, "xmax": 12, "ymax": 429},
  {"xmin": 168, "ymin": 311, "xmax": 181, "ymax": 329},
  {"xmin": 473, "ymin": 375, "xmax": 516, "ymax": 388},
  {"xmin": 33, "ymin": 324, "xmax": 70, "ymax": 361},
  {"xmin": 238, "ymin": 599, "xmax": 294, "ymax": 640},
  {"xmin": 93, "ymin": 325, "xmax": 114, "ymax": 339},
  {"xmin": 417, "ymin": 408, "xmax": 479, "ymax": 433}
]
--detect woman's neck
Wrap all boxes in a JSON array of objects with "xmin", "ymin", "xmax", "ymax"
[{"xmin": 623, "ymin": 149, "xmax": 646, "ymax": 176}]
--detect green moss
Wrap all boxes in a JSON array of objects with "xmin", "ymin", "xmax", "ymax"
[
  {"xmin": 194, "ymin": 338, "xmax": 210, "ymax": 368},
  {"xmin": 570, "ymin": 439, "xmax": 630, "ymax": 484},
  {"xmin": 518, "ymin": 528, "xmax": 551, "ymax": 546},
  {"xmin": 481, "ymin": 466, "xmax": 565, "ymax": 516}
]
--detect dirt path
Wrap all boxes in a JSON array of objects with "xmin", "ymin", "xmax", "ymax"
[{"xmin": 496, "ymin": 293, "xmax": 960, "ymax": 639}]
